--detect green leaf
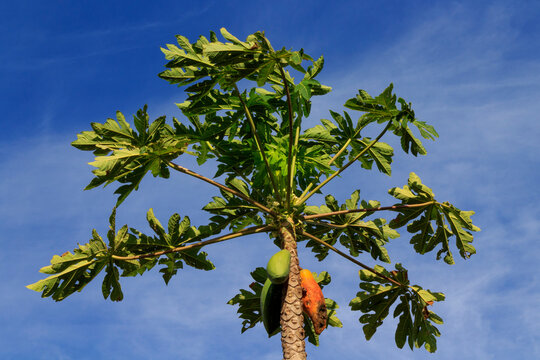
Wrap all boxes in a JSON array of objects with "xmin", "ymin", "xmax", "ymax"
[
  {"xmin": 107, "ymin": 207, "xmax": 117, "ymax": 248},
  {"xmin": 441, "ymin": 205, "xmax": 478, "ymax": 259},
  {"xmin": 158, "ymin": 254, "xmax": 183, "ymax": 285},
  {"xmin": 146, "ymin": 208, "xmax": 169, "ymax": 245},
  {"xmin": 301, "ymin": 124, "xmax": 337, "ymax": 144},
  {"xmin": 414, "ymin": 120, "xmax": 439, "ymax": 140},
  {"xmin": 304, "ymin": 314, "xmax": 320, "ymax": 346},
  {"xmin": 349, "ymin": 264, "xmax": 404, "ymax": 339},
  {"xmin": 108, "ymin": 209, "xmax": 219, "ymax": 282},
  {"xmin": 304, "ymin": 191, "xmax": 397, "ymax": 263},
  {"xmin": 168, "ymin": 213, "xmax": 181, "ymax": 244},
  {"xmin": 176, "ymin": 90, "xmax": 241, "ymax": 115},
  {"xmin": 313, "ymin": 271, "xmax": 332, "ymax": 287},
  {"xmin": 220, "ymin": 27, "xmax": 247, "ymax": 47},
  {"xmin": 175, "ymin": 35, "xmax": 196, "ymax": 55},
  {"xmin": 226, "ymin": 177, "xmax": 251, "ymax": 197},
  {"xmin": 203, "ymin": 41, "xmax": 251, "ymax": 57},
  {"xmin": 228, "ymin": 267, "xmax": 266, "ymax": 333},
  {"xmin": 26, "ymin": 236, "xmax": 108, "ymax": 301},
  {"xmin": 202, "ymin": 190, "xmax": 262, "ymax": 232},
  {"xmin": 394, "ymin": 299, "xmax": 412, "ymax": 349},
  {"xmin": 400, "ymin": 126, "xmax": 427, "ymax": 156},
  {"xmin": 296, "ymin": 81, "xmax": 311, "ymax": 101},
  {"xmin": 344, "ymin": 84, "xmax": 397, "ymax": 118},
  {"xmin": 102, "ymin": 262, "xmax": 124, "ymax": 301},
  {"xmin": 152, "ymin": 242, "xmax": 216, "ymax": 285},
  {"xmin": 350, "ymin": 264, "xmax": 444, "ymax": 353},
  {"xmin": 388, "ymin": 173, "xmax": 479, "ymax": 262},
  {"xmin": 351, "ymin": 139, "xmax": 394, "ymax": 176},
  {"xmin": 353, "ymin": 285, "xmax": 402, "ymax": 340},
  {"xmin": 73, "ymin": 106, "xmax": 185, "ymax": 206},
  {"xmin": 181, "ymin": 247, "xmax": 215, "ymax": 271},
  {"xmin": 393, "ymin": 287, "xmax": 445, "ymax": 352},
  {"xmin": 329, "ymin": 110, "xmax": 355, "ymax": 138},
  {"xmin": 304, "ymin": 56, "xmax": 324, "ymax": 80},
  {"xmin": 344, "ymin": 85, "xmax": 437, "ymax": 157},
  {"xmin": 256, "ymin": 60, "xmax": 276, "ymax": 86},
  {"xmin": 325, "ymin": 297, "xmax": 343, "ymax": 328}
]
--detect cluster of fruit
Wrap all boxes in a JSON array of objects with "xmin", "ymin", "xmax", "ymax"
[{"xmin": 261, "ymin": 249, "xmax": 327, "ymax": 337}]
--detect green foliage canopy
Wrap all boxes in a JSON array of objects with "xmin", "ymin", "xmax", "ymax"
[{"xmin": 28, "ymin": 28, "xmax": 479, "ymax": 353}]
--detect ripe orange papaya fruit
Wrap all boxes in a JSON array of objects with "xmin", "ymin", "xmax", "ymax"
[{"xmin": 300, "ymin": 269, "xmax": 327, "ymax": 335}]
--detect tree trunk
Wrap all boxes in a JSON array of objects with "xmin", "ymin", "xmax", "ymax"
[{"xmin": 279, "ymin": 221, "xmax": 306, "ymax": 360}]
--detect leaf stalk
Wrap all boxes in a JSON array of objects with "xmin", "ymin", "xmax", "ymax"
[
  {"xmin": 301, "ymin": 201, "xmax": 436, "ymax": 220},
  {"xmin": 300, "ymin": 230, "xmax": 403, "ymax": 287},
  {"xmin": 279, "ymin": 65, "xmax": 296, "ymax": 211},
  {"xmin": 166, "ymin": 161, "xmax": 277, "ymax": 216},
  {"xmin": 112, "ymin": 225, "xmax": 273, "ymax": 261},
  {"xmin": 298, "ymin": 121, "xmax": 393, "ymax": 205},
  {"xmin": 300, "ymin": 230, "xmax": 440, "ymax": 306},
  {"xmin": 233, "ymin": 85, "xmax": 282, "ymax": 203}
]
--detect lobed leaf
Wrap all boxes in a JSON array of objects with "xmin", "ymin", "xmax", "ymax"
[
  {"xmin": 303, "ymin": 191, "xmax": 398, "ymax": 263},
  {"xmin": 388, "ymin": 173, "xmax": 480, "ymax": 263},
  {"xmin": 227, "ymin": 267, "xmax": 267, "ymax": 333},
  {"xmin": 350, "ymin": 264, "xmax": 444, "ymax": 352},
  {"xmin": 26, "ymin": 236, "xmax": 109, "ymax": 301},
  {"xmin": 344, "ymin": 84, "xmax": 437, "ymax": 157},
  {"xmin": 350, "ymin": 139, "xmax": 394, "ymax": 176},
  {"xmin": 102, "ymin": 262, "xmax": 123, "ymax": 301},
  {"xmin": 72, "ymin": 106, "xmax": 186, "ymax": 206}
]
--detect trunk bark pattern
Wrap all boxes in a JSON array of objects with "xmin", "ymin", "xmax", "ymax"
[{"xmin": 279, "ymin": 221, "xmax": 306, "ymax": 360}]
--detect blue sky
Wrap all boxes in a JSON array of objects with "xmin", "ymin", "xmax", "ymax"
[{"xmin": 1, "ymin": 1, "xmax": 539, "ymax": 359}]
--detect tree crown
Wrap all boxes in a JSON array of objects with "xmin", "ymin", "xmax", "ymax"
[{"xmin": 27, "ymin": 28, "xmax": 479, "ymax": 354}]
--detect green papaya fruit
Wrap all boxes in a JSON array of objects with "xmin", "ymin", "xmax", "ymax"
[
  {"xmin": 266, "ymin": 249, "xmax": 291, "ymax": 284},
  {"xmin": 260, "ymin": 278, "xmax": 282, "ymax": 337}
]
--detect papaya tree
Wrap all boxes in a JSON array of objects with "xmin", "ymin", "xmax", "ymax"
[{"xmin": 27, "ymin": 28, "xmax": 479, "ymax": 359}]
